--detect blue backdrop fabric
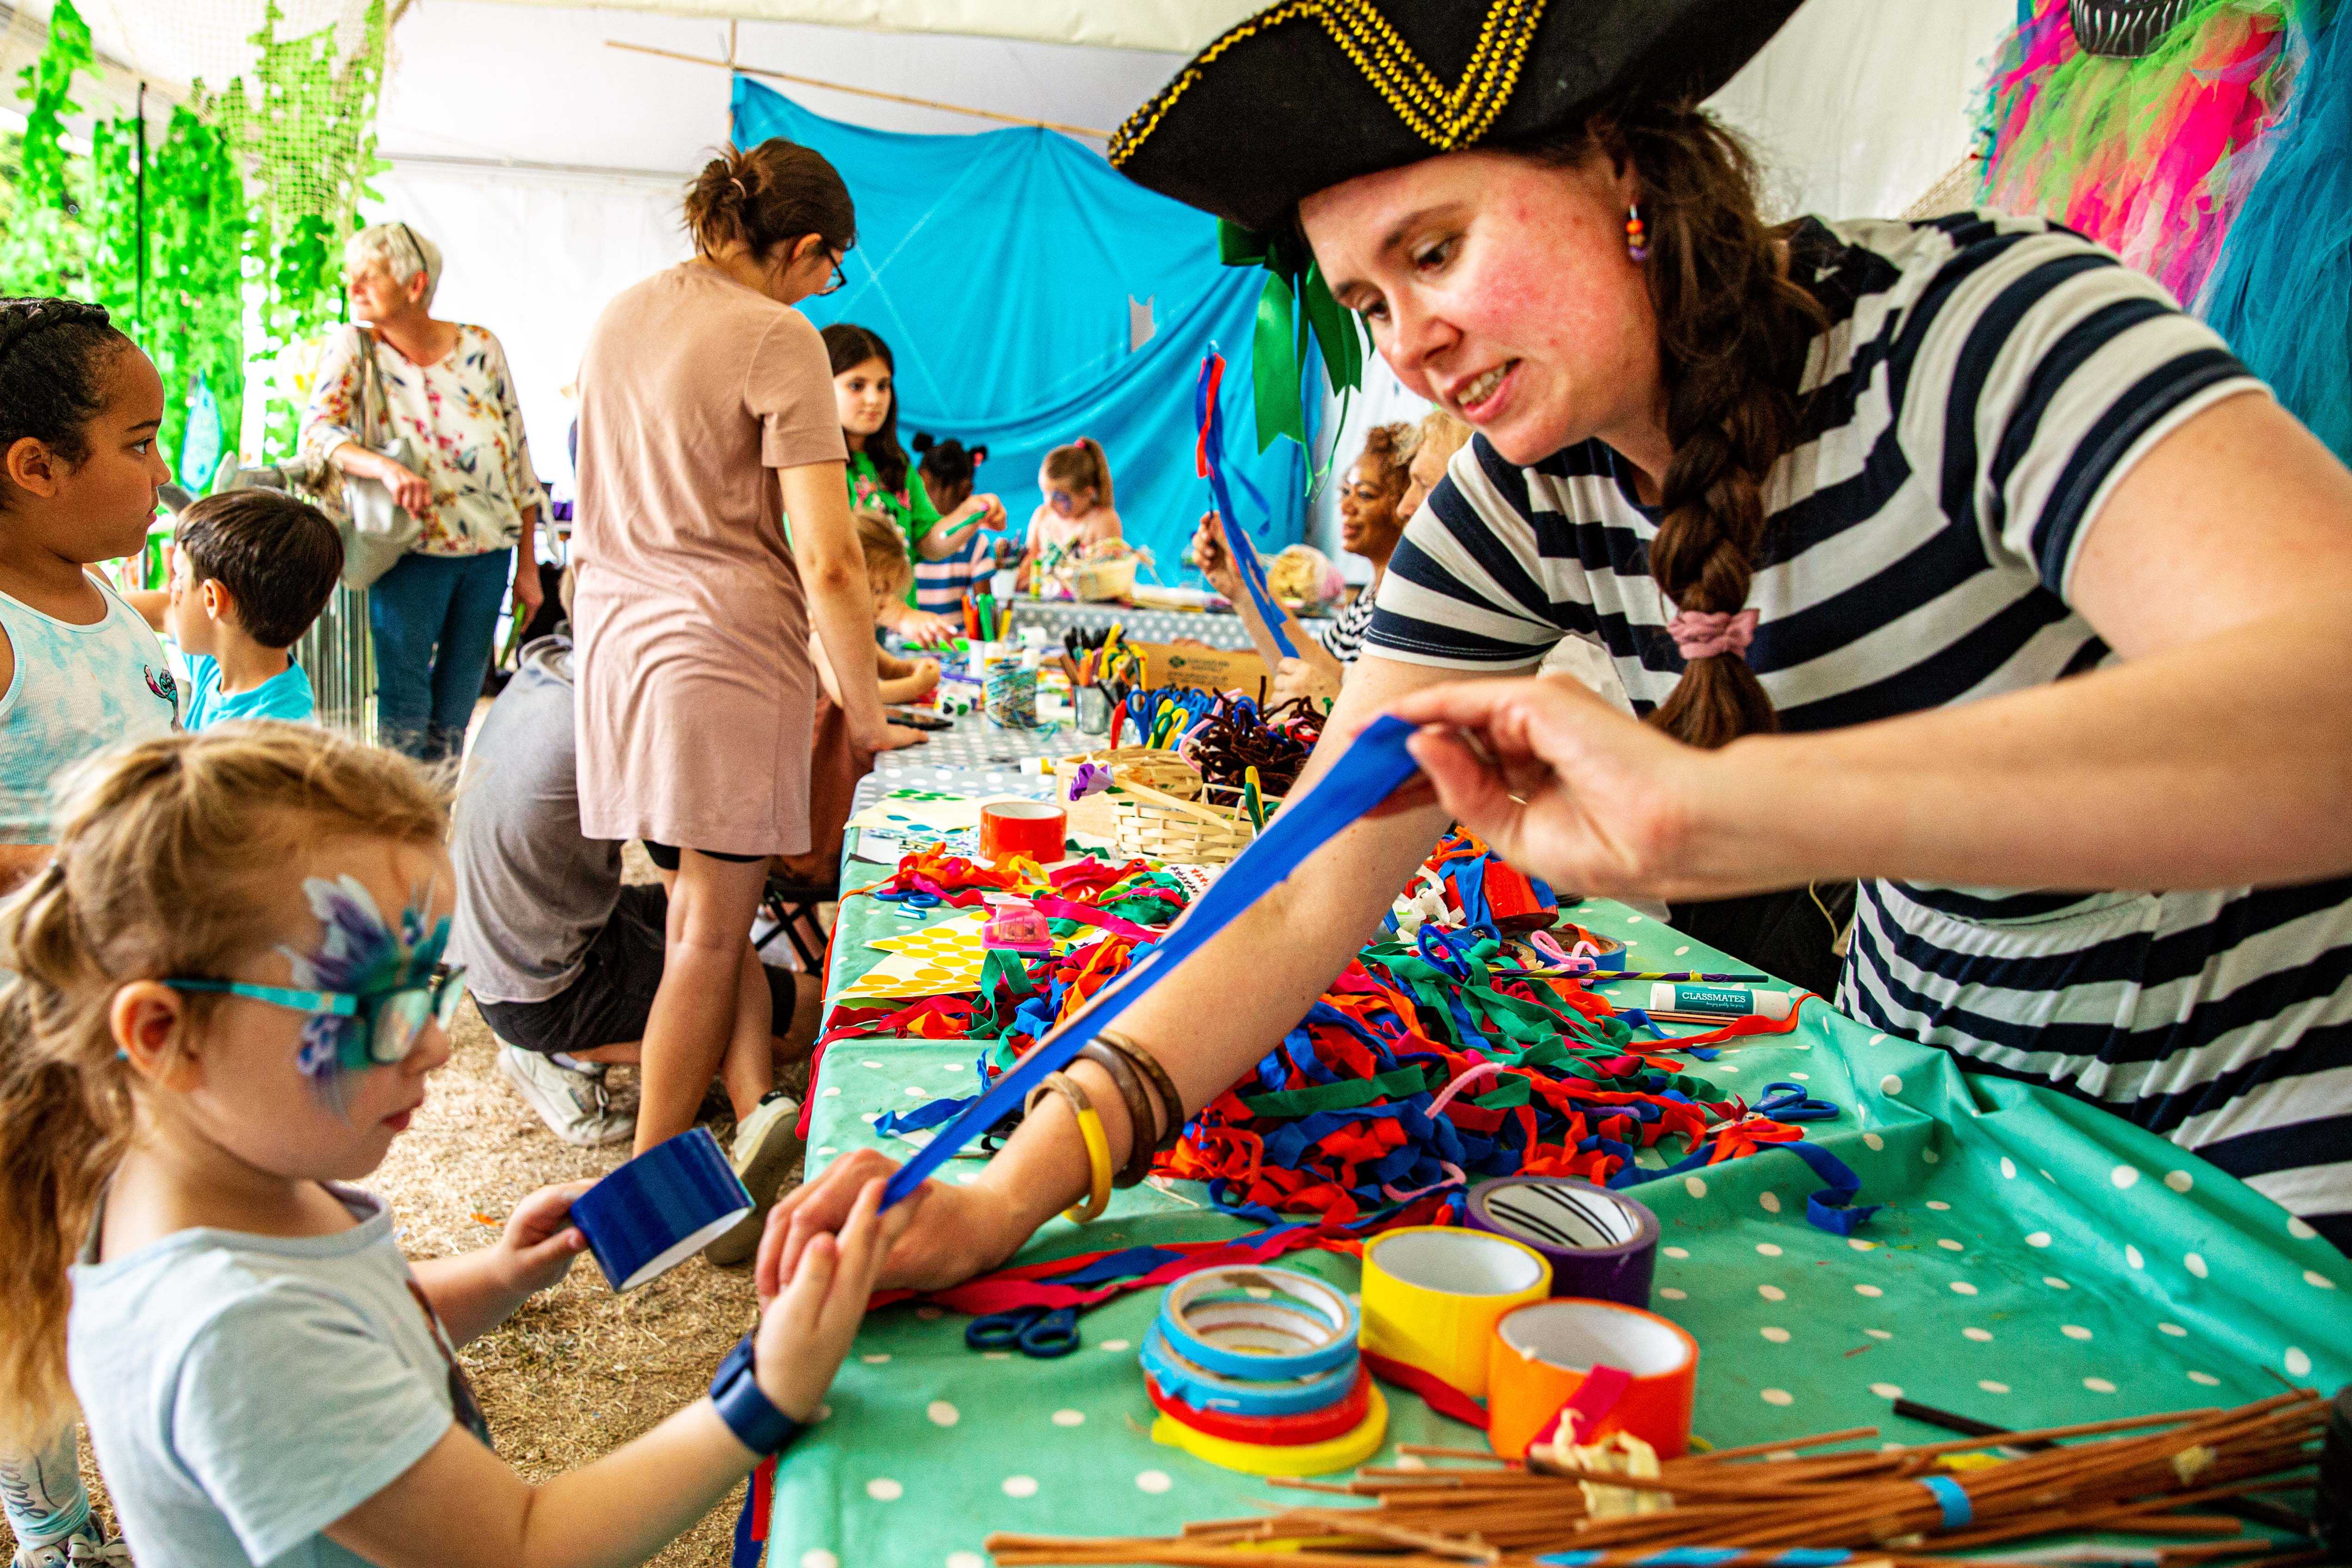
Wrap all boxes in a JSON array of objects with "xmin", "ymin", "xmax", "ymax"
[{"xmin": 731, "ymin": 77, "xmax": 1309, "ymax": 580}]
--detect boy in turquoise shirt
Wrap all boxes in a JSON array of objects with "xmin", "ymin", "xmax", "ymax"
[{"xmin": 132, "ymin": 489, "xmax": 341, "ymax": 729}]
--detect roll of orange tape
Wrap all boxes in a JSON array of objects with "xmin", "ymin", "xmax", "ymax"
[
  {"xmin": 1358, "ymin": 1227, "xmax": 1552, "ymax": 1400},
  {"xmin": 1485, "ymin": 1298, "xmax": 1699, "ymax": 1461},
  {"xmin": 979, "ymin": 800, "xmax": 1067, "ymax": 864}
]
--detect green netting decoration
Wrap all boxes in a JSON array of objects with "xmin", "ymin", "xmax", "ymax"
[{"xmin": 0, "ymin": 0, "xmax": 394, "ymax": 492}]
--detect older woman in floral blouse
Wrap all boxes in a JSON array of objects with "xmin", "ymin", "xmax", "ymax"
[{"xmin": 302, "ymin": 221, "xmax": 546, "ymax": 760}]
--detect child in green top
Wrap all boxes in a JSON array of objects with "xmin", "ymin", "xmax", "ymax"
[{"xmin": 822, "ymin": 324, "xmax": 1000, "ymax": 647}]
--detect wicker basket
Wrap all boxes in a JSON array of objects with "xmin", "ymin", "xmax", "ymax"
[
  {"xmin": 1051, "ymin": 746, "xmax": 1202, "ymax": 837},
  {"xmin": 1107, "ymin": 775, "xmax": 1280, "ymax": 866}
]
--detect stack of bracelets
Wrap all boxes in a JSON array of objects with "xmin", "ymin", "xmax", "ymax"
[{"xmin": 1019, "ymin": 1028, "xmax": 1186, "ymax": 1222}]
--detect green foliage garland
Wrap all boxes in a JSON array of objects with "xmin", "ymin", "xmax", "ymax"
[
  {"xmin": 0, "ymin": 0, "xmax": 95, "ymax": 295},
  {"xmin": 2, "ymin": 0, "xmax": 393, "ymax": 475}
]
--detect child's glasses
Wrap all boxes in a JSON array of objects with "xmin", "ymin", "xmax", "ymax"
[{"xmin": 166, "ymin": 966, "xmax": 468, "ymax": 1071}]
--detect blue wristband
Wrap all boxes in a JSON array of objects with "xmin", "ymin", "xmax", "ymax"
[{"xmin": 709, "ymin": 1334, "xmax": 804, "ymax": 1457}]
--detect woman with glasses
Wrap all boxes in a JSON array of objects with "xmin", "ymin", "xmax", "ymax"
[
  {"xmin": 302, "ymin": 222, "xmax": 548, "ymax": 762},
  {"xmin": 568, "ymin": 140, "xmax": 927, "ymax": 1215}
]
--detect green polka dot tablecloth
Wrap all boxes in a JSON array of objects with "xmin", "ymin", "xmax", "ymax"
[{"xmin": 775, "ymin": 867, "xmax": 2349, "ymax": 1568}]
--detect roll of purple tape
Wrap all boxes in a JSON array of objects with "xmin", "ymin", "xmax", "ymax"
[
  {"xmin": 571, "ymin": 1126, "xmax": 753, "ymax": 1291},
  {"xmin": 1465, "ymin": 1177, "xmax": 1660, "ymax": 1308}
]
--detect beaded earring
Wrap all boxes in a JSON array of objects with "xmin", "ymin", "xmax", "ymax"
[{"xmin": 1625, "ymin": 203, "xmax": 1650, "ymax": 263}]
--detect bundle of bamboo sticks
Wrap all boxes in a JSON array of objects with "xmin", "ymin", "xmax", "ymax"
[{"xmin": 986, "ymin": 1391, "xmax": 2328, "ymax": 1568}]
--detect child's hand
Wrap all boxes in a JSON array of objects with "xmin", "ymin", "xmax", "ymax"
[
  {"xmin": 1190, "ymin": 512, "xmax": 1241, "ymax": 598},
  {"xmin": 899, "ymin": 611, "xmax": 956, "ymax": 650},
  {"xmin": 749, "ymin": 1176, "xmax": 909, "ymax": 1421},
  {"xmin": 493, "ymin": 1179, "xmax": 594, "ymax": 1295},
  {"xmin": 977, "ymin": 493, "xmax": 1007, "ymax": 530},
  {"xmin": 907, "ymin": 659, "xmax": 940, "ymax": 698}
]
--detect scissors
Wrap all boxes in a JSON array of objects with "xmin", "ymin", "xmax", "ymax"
[
  {"xmin": 875, "ymin": 887, "xmax": 942, "ymax": 918},
  {"xmin": 964, "ymin": 1303, "xmax": 1081, "ymax": 1359},
  {"xmin": 1755, "ymin": 1082, "xmax": 1841, "ymax": 1122}
]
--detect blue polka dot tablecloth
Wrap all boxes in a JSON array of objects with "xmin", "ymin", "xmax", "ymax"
[
  {"xmin": 1001, "ymin": 594, "xmax": 1332, "ymax": 653},
  {"xmin": 770, "ymin": 845, "xmax": 2351, "ymax": 1567}
]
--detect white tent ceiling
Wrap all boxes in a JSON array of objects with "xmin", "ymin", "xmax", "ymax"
[
  {"xmin": 2, "ymin": 0, "xmax": 2013, "ymax": 547},
  {"xmin": 467, "ymin": 0, "xmax": 1258, "ymax": 54}
]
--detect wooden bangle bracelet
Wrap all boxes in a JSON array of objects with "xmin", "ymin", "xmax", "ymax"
[
  {"xmin": 1095, "ymin": 1030, "xmax": 1185, "ymax": 1154},
  {"xmin": 1077, "ymin": 1039, "xmax": 1159, "ymax": 1188}
]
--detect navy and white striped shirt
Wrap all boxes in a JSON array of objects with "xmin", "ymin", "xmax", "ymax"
[
  {"xmin": 1367, "ymin": 212, "xmax": 2349, "ymax": 1252},
  {"xmin": 1318, "ymin": 588, "xmax": 1376, "ymax": 664}
]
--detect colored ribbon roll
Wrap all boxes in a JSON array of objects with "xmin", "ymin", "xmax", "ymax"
[
  {"xmin": 1466, "ymin": 1177, "xmax": 1661, "ymax": 1309},
  {"xmin": 1159, "ymin": 1264, "xmax": 1359, "ymax": 1381},
  {"xmin": 1359, "ymin": 1226, "xmax": 1552, "ymax": 1400},
  {"xmin": 571, "ymin": 1127, "xmax": 752, "ymax": 1291},
  {"xmin": 1139, "ymin": 1321, "xmax": 1359, "ymax": 1417},
  {"xmin": 979, "ymin": 800, "xmax": 1066, "ymax": 865},
  {"xmin": 1486, "ymin": 1298, "xmax": 1699, "ymax": 1461},
  {"xmin": 1145, "ymin": 1366, "xmax": 1372, "ymax": 1446},
  {"xmin": 1151, "ymin": 1380, "xmax": 1390, "ymax": 1477}
]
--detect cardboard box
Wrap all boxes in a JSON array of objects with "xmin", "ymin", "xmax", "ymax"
[{"xmin": 1133, "ymin": 639, "xmax": 1272, "ymax": 694}]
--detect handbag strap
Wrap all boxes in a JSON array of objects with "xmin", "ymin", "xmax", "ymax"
[{"xmin": 349, "ymin": 323, "xmax": 388, "ymax": 448}]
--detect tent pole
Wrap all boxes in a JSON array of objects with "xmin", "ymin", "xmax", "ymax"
[{"xmin": 603, "ymin": 39, "xmax": 1111, "ymax": 140}]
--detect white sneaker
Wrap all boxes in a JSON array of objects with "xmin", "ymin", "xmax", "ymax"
[
  {"xmin": 703, "ymin": 1091, "xmax": 804, "ymax": 1267},
  {"xmin": 496, "ymin": 1044, "xmax": 634, "ymax": 1147},
  {"xmin": 13, "ymin": 1530, "xmax": 128, "ymax": 1568}
]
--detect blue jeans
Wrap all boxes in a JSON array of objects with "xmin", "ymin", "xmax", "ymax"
[{"xmin": 369, "ymin": 547, "xmax": 512, "ymax": 762}]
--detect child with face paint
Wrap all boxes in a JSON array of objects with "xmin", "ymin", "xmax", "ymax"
[
  {"xmin": 1013, "ymin": 437, "xmax": 1123, "ymax": 593},
  {"xmin": 0, "ymin": 725, "xmax": 908, "ymax": 1568}
]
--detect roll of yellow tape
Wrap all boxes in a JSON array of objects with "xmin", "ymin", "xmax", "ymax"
[
  {"xmin": 1150, "ymin": 1382, "xmax": 1390, "ymax": 1477},
  {"xmin": 1359, "ymin": 1226, "xmax": 1552, "ymax": 1399}
]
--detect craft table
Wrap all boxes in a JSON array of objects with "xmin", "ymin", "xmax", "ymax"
[
  {"xmin": 1002, "ymin": 594, "xmax": 1334, "ymax": 653},
  {"xmin": 768, "ymin": 791, "xmax": 2350, "ymax": 1568}
]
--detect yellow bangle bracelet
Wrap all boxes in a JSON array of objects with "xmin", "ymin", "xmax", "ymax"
[{"xmin": 1026, "ymin": 1072, "xmax": 1113, "ymax": 1223}]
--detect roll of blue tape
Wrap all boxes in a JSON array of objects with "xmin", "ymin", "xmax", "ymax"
[
  {"xmin": 1139, "ymin": 1322, "xmax": 1358, "ymax": 1417},
  {"xmin": 1466, "ymin": 1177, "xmax": 1660, "ymax": 1308},
  {"xmin": 571, "ymin": 1126, "xmax": 752, "ymax": 1291},
  {"xmin": 1158, "ymin": 1264, "xmax": 1359, "ymax": 1381}
]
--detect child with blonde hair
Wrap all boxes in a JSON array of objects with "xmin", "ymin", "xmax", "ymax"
[
  {"xmin": 0, "ymin": 725, "xmax": 905, "ymax": 1568},
  {"xmin": 1014, "ymin": 437, "xmax": 1122, "ymax": 590}
]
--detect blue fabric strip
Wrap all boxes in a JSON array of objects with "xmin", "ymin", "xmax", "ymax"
[
  {"xmin": 1197, "ymin": 351, "xmax": 1299, "ymax": 658},
  {"xmin": 1920, "ymin": 1474, "xmax": 1973, "ymax": 1530},
  {"xmin": 881, "ymin": 716, "xmax": 1424, "ymax": 1207}
]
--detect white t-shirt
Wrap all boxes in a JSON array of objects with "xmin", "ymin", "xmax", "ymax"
[{"xmin": 69, "ymin": 1185, "xmax": 489, "ymax": 1567}]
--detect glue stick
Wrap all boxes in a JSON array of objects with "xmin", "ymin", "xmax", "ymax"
[{"xmin": 1647, "ymin": 983, "xmax": 1793, "ymax": 1020}]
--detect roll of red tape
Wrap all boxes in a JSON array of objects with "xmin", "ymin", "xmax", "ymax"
[
  {"xmin": 1144, "ymin": 1367, "xmax": 1372, "ymax": 1446},
  {"xmin": 979, "ymin": 800, "xmax": 1067, "ymax": 864}
]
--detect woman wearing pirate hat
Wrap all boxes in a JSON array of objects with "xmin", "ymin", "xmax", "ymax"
[{"xmin": 775, "ymin": 0, "xmax": 2352, "ymax": 1279}]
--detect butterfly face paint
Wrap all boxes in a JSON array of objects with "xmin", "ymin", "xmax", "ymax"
[{"xmin": 281, "ymin": 874, "xmax": 456, "ymax": 1090}]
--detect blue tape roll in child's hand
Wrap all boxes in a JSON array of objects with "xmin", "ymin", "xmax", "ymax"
[{"xmin": 880, "ymin": 715, "xmax": 1425, "ymax": 1208}]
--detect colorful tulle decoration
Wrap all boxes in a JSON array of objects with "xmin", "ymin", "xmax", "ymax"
[
  {"xmin": 2200, "ymin": 1, "xmax": 2352, "ymax": 461},
  {"xmin": 1977, "ymin": 0, "xmax": 2312, "ymax": 306}
]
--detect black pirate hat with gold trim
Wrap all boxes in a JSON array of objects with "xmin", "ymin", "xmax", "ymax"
[{"xmin": 1111, "ymin": 0, "xmax": 1806, "ymax": 233}]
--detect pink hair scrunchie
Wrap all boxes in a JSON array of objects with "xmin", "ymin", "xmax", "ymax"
[{"xmin": 1665, "ymin": 608, "xmax": 1760, "ymax": 662}]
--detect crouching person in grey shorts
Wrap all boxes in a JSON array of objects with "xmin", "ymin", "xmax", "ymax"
[{"xmin": 447, "ymin": 627, "xmax": 819, "ymax": 1266}]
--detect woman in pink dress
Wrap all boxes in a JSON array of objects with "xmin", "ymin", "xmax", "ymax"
[{"xmin": 570, "ymin": 140, "xmax": 922, "ymax": 1185}]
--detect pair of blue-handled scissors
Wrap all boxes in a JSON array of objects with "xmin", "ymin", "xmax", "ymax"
[
  {"xmin": 964, "ymin": 1304, "xmax": 1081, "ymax": 1358},
  {"xmin": 1755, "ymin": 1081, "xmax": 1841, "ymax": 1122},
  {"xmin": 875, "ymin": 887, "xmax": 942, "ymax": 918}
]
